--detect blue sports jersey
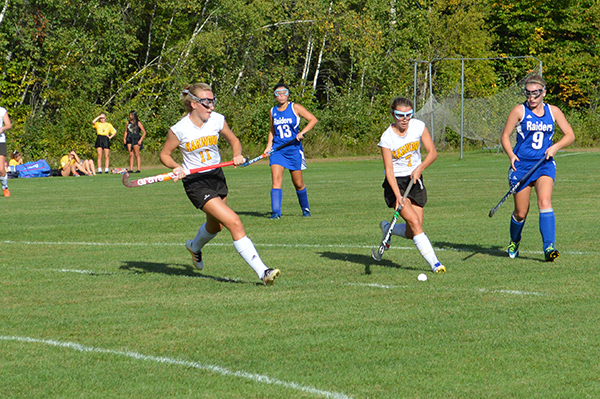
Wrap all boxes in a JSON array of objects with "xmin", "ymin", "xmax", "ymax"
[
  {"xmin": 514, "ymin": 103, "xmax": 555, "ymax": 161},
  {"xmin": 270, "ymin": 102, "xmax": 305, "ymax": 170}
]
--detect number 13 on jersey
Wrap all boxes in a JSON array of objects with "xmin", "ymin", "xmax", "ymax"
[{"xmin": 277, "ymin": 125, "xmax": 293, "ymax": 139}]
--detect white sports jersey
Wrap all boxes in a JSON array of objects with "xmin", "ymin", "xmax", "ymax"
[
  {"xmin": 170, "ymin": 112, "xmax": 224, "ymax": 171},
  {"xmin": 377, "ymin": 119, "xmax": 425, "ymax": 177},
  {"xmin": 0, "ymin": 107, "xmax": 6, "ymax": 143}
]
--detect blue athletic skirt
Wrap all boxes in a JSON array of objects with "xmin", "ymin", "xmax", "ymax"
[
  {"xmin": 270, "ymin": 147, "xmax": 306, "ymax": 171},
  {"xmin": 508, "ymin": 158, "xmax": 556, "ymax": 193}
]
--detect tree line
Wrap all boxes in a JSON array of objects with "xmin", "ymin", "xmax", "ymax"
[{"xmin": 1, "ymin": 0, "xmax": 598, "ymax": 162}]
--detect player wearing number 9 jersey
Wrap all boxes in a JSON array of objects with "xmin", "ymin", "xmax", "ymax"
[
  {"xmin": 265, "ymin": 82, "xmax": 318, "ymax": 219},
  {"xmin": 501, "ymin": 74, "xmax": 575, "ymax": 262}
]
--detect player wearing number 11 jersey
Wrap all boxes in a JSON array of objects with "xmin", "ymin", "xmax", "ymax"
[
  {"xmin": 501, "ymin": 74, "xmax": 575, "ymax": 261},
  {"xmin": 265, "ymin": 82, "xmax": 318, "ymax": 219}
]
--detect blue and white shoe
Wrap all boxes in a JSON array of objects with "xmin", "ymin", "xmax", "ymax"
[
  {"xmin": 508, "ymin": 240, "xmax": 520, "ymax": 259},
  {"xmin": 302, "ymin": 208, "xmax": 311, "ymax": 217},
  {"xmin": 269, "ymin": 213, "xmax": 281, "ymax": 219}
]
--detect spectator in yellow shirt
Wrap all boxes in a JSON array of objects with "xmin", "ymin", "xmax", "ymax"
[
  {"xmin": 8, "ymin": 150, "xmax": 23, "ymax": 169},
  {"xmin": 60, "ymin": 150, "xmax": 95, "ymax": 177},
  {"xmin": 93, "ymin": 113, "xmax": 117, "ymax": 174}
]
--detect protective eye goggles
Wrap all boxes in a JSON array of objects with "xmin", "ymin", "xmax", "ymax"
[
  {"xmin": 393, "ymin": 110, "xmax": 414, "ymax": 119},
  {"xmin": 524, "ymin": 88, "xmax": 544, "ymax": 99},
  {"xmin": 182, "ymin": 89, "xmax": 217, "ymax": 109},
  {"xmin": 274, "ymin": 89, "xmax": 289, "ymax": 97},
  {"xmin": 197, "ymin": 97, "xmax": 217, "ymax": 108}
]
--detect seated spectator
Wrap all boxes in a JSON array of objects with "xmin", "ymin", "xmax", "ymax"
[
  {"xmin": 59, "ymin": 150, "xmax": 96, "ymax": 176},
  {"xmin": 8, "ymin": 150, "xmax": 23, "ymax": 170},
  {"xmin": 7, "ymin": 150, "xmax": 22, "ymax": 178}
]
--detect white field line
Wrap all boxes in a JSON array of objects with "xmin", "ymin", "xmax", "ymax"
[
  {"xmin": 0, "ymin": 336, "xmax": 352, "ymax": 399},
  {"xmin": 345, "ymin": 282, "xmax": 544, "ymax": 296},
  {"xmin": 477, "ymin": 288, "xmax": 543, "ymax": 296},
  {"xmin": 344, "ymin": 282, "xmax": 408, "ymax": 289},
  {"xmin": 2, "ymin": 240, "xmax": 596, "ymax": 256},
  {"xmin": 43, "ymin": 271, "xmax": 547, "ymax": 296}
]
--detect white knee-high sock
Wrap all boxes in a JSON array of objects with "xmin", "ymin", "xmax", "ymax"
[
  {"xmin": 0, "ymin": 175, "xmax": 7, "ymax": 189},
  {"xmin": 233, "ymin": 236, "xmax": 268, "ymax": 279},
  {"xmin": 413, "ymin": 232, "xmax": 440, "ymax": 269},
  {"xmin": 191, "ymin": 223, "xmax": 218, "ymax": 251}
]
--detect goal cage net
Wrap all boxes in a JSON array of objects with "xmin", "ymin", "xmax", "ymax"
[{"xmin": 414, "ymin": 63, "xmax": 542, "ymax": 152}]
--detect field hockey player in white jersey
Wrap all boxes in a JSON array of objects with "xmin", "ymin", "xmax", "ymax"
[
  {"xmin": 377, "ymin": 97, "xmax": 445, "ymax": 274},
  {"xmin": 0, "ymin": 106, "xmax": 12, "ymax": 197},
  {"xmin": 160, "ymin": 83, "xmax": 280, "ymax": 285},
  {"xmin": 500, "ymin": 74, "xmax": 575, "ymax": 261}
]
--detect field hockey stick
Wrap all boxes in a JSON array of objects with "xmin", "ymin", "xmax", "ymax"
[
  {"xmin": 488, "ymin": 156, "xmax": 546, "ymax": 218},
  {"xmin": 372, "ymin": 179, "xmax": 414, "ymax": 261},
  {"xmin": 122, "ymin": 160, "xmax": 235, "ymax": 188},
  {"xmin": 240, "ymin": 138, "xmax": 300, "ymax": 167}
]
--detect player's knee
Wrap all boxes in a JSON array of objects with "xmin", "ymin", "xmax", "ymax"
[
  {"xmin": 538, "ymin": 199, "xmax": 552, "ymax": 210},
  {"xmin": 513, "ymin": 210, "xmax": 528, "ymax": 221},
  {"xmin": 224, "ymin": 216, "xmax": 244, "ymax": 234}
]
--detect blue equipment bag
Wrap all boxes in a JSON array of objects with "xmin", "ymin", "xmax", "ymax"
[{"xmin": 15, "ymin": 159, "xmax": 51, "ymax": 178}]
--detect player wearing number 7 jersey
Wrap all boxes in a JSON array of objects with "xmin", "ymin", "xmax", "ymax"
[
  {"xmin": 265, "ymin": 82, "xmax": 318, "ymax": 219},
  {"xmin": 501, "ymin": 74, "xmax": 574, "ymax": 261},
  {"xmin": 377, "ymin": 97, "xmax": 445, "ymax": 273}
]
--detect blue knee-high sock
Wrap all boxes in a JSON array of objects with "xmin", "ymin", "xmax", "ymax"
[
  {"xmin": 296, "ymin": 187, "xmax": 310, "ymax": 210},
  {"xmin": 539, "ymin": 208, "xmax": 555, "ymax": 250},
  {"xmin": 510, "ymin": 214, "xmax": 526, "ymax": 243},
  {"xmin": 271, "ymin": 188, "xmax": 282, "ymax": 216}
]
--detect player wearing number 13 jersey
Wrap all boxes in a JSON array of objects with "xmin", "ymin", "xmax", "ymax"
[
  {"xmin": 265, "ymin": 82, "xmax": 318, "ymax": 219},
  {"xmin": 501, "ymin": 74, "xmax": 575, "ymax": 262}
]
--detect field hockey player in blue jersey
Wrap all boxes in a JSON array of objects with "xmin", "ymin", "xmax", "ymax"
[
  {"xmin": 264, "ymin": 82, "xmax": 318, "ymax": 219},
  {"xmin": 500, "ymin": 74, "xmax": 575, "ymax": 261},
  {"xmin": 160, "ymin": 83, "xmax": 280, "ymax": 285}
]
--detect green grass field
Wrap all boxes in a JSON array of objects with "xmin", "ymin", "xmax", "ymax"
[{"xmin": 2, "ymin": 151, "xmax": 600, "ymax": 398}]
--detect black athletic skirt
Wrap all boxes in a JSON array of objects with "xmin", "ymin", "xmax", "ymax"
[
  {"xmin": 95, "ymin": 135, "xmax": 111, "ymax": 149},
  {"xmin": 382, "ymin": 175, "xmax": 428, "ymax": 208},
  {"xmin": 183, "ymin": 168, "xmax": 228, "ymax": 209}
]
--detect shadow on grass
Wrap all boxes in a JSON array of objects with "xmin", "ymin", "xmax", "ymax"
[
  {"xmin": 119, "ymin": 261, "xmax": 251, "ymax": 284},
  {"xmin": 432, "ymin": 241, "xmax": 545, "ymax": 262},
  {"xmin": 318, "ymin": 251, "xmax": 421, "ymax": 275},
  {"xmin": 236, "ymin": 211, "xmax": 271, "ymax": 218}
]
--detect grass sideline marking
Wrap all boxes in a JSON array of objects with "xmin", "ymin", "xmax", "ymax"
[
  {"xmin": 0, "ymin": 336, "xmax": 353, "ymax": 399},
  {"xmin": 346, "ymin": 283, "xmax": 544, "ymax": 296},
  {"xmin": 478, "ymin": 288, "xmax": 544, "ymax": 296},
  {"xmin": 3, "ymin": 240, "xmax": 597, "ymax": 256}
]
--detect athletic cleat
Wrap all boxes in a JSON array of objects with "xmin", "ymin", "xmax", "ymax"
[
  {"xmin": 508, "ymin": 240, "xmax": 520, "ymax": 259},
  {"xmin": 3, "ymin": 188, "xmax": 10, "ymax": 197},
  {"xmin": 185, "ymin": 239, "xmax": 204, "ymax": 270},
  {"xmin": 269, "ymin": 213, "xmax": 281, "ymax": 219},
  {"xmin": 544, "ymin": 245, "xmax": 559, "ymax": 262},
  {"xmin": 302, "ymin": 208, "xmax": 311, "ymax": 217},
  {"xmin": 432, "ymin": 262, "xmax": 446, "ymax": 273},
  {"xmin": 262, "ymin": 268, "xmax": 280, "ymax": 285},
  {"xmin": 380, "ymin": 221, "xmax": 391, "ymax": 250}
]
